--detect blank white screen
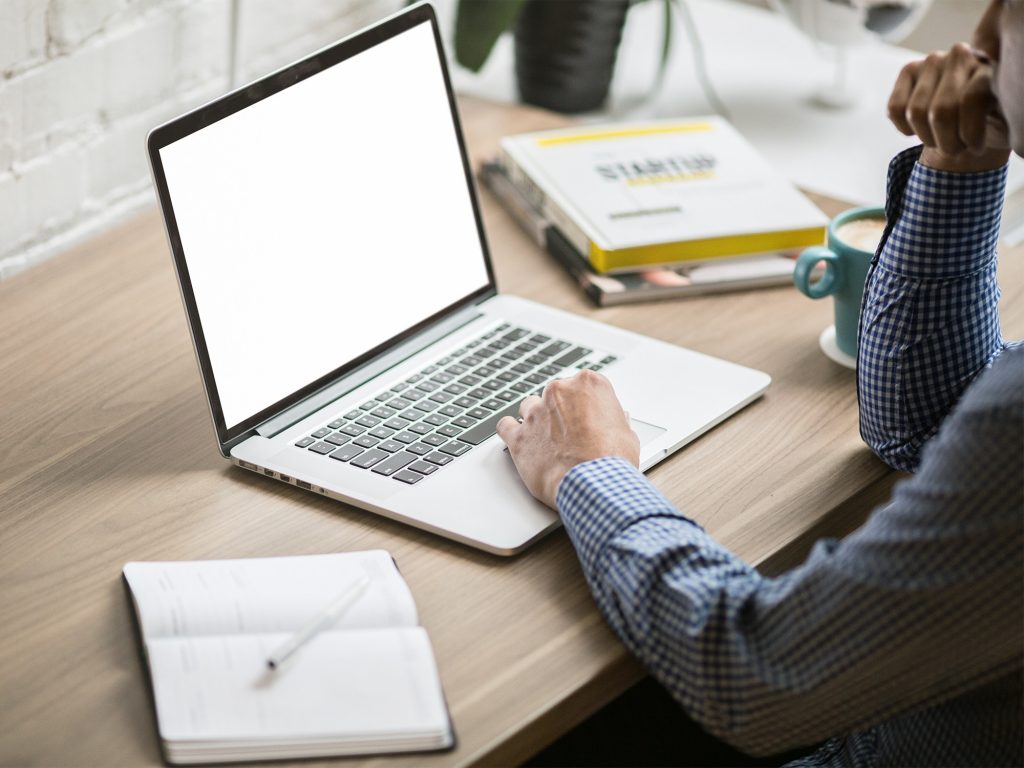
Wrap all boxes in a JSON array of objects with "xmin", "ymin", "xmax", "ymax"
[{"xmin": 160, "ymin": 22, "xmax": 489, "ymax": 430}]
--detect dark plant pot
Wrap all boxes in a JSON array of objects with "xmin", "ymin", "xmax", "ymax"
[{"xmin": 514, "ymin": 0, "xmax": 630, "ymax": 114}]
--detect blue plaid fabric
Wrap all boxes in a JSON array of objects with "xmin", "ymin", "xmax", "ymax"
[
  {"xmin": 555, "ymin": 148, "xmax": 1023, "ymax": 766},
  {"xmin": 858, "ymin": 145, "xmax": 1017, "ymax": 472}
]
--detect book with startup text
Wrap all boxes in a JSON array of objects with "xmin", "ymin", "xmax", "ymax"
[
  {"xmin": 478, "ymin": 161, "xmax": 807, "ymax": 306},
  {"xmin": 123, "ymin": 550, "xmax": 453, "ymax": 764},
  {"xmin": 499, "ymin": 117, "xmax": 827, "ymax": 273}
]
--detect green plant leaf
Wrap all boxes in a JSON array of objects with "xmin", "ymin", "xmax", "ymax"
[{"xmin": 454, "ymin": 0, "xmax": 526, "ymax": 73}]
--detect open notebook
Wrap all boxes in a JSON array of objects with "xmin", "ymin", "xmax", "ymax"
[{"xmin": 123, "ymin": 550, "xmax": 453, "ymax": 764}]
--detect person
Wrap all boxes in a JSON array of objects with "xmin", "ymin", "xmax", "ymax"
[{"xmin": 496, "ymin": 0, "xmax": 1023, "ymax": 764}]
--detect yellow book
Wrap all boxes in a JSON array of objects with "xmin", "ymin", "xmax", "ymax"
[{"xmin": 499, "ymin": 118, "xmax": 827, "ymax": 274}]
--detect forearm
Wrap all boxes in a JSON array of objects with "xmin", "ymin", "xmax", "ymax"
[
  {"xmin": 857, "ymin": 147, "xmax": 1008, "ymax": 472},
  {"xmin": 558, "ymin": 453, "xmax": 1022, "ymax": 756}
]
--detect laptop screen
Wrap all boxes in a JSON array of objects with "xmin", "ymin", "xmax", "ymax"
[{"xmin": 158, "ymin": 18, "xmax": 490, "ymax": 432}]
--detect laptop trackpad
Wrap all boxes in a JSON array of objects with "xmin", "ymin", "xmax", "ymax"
[{"xmin": 631, "ymin": 418, "xmax": 666, "ymax": 447}]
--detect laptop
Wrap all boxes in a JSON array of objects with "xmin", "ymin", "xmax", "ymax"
[{"xmin": 147, "ymin": 2, "xmax": 770, "ymax": 556}]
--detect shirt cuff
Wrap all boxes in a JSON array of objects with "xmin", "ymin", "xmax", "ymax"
[
  {"xmin": 556, "ymin": 456, "xmax": 700, "ymax": 575},
  {"xmin": 877, "ymin": 146, "xmax": 1007, "ymax": 280}
]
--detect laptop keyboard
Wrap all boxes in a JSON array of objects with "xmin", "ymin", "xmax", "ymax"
[{"xmin": 293, "ymin": 322, "xmax": 617, "ymax": 485}]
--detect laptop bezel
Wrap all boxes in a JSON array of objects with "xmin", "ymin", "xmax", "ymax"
[{"xmin": 147, "ymin": 2, "xmax": 497, "ymax": 454}]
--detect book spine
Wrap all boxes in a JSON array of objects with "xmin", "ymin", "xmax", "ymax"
[{"xmin": 499, "ymin": 147, "xmax": 594, "ymax": 262}]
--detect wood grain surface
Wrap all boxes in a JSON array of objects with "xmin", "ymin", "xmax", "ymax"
[{"xmin": 1, "ymin": 97, "xmax": 1021, "ymax": 767}]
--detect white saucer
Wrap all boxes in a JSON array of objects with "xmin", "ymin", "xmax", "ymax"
[{"xmin": 819, "ymin": 325, "xmax": 856, "ymax": 369}]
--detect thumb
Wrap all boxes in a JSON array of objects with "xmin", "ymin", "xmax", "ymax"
[{"xmin": 495, "ymin": 415, "xmax": 520, "ymax": 446}]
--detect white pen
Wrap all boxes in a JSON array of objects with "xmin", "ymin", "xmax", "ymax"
[{"xmin": 266, "ymin": 573, "xmax": 371, "ymax": 670}]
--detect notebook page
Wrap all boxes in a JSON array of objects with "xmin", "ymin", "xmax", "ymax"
[
  {"xmin": 147, "ymin": 628, "xmax": 451, "ymax": 744},
  {"xmin": 123, "ymin": 551, "xmax": 417, "ymax": 639}
]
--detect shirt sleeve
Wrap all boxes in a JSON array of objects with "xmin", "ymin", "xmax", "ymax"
[
  {"xmin": 557, "ymin": 382, "xmax": 1023, "ymax": 760},
  {"xmin": 856, "ymin": 145, "xmax": 1011, "ymax": 472}
]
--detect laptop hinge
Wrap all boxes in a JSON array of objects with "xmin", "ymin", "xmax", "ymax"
[{"xmin": 255, "ymin": 305, "xmax": 485, "ymax": 439}]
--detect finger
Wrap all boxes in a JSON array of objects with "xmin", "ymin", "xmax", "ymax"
[
  {"xmin": 931, "ymin": 45, "xmax": 973, "ymax": 154},
  {"xmin": 888, "ymin": 61, "xmax": 919, "ymax": 135},
  {"xmin": 495, "ymin": 415, "xmax": 520, "ymax": 445},
  {"xmin": 518, "ymin": 394, "xmax": 542, "ymax": 420},
  {"xmin": 960, "ymin": 67, "xmax": 1002, "ymax": 152},
  {"xmin": 906, "ymin": 53, "xmax": 944, "ymax": 147}
]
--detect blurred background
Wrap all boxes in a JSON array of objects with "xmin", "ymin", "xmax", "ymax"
[{"xmin": 0, "ymin": 0, "xmax": 987, "ymax": 279}]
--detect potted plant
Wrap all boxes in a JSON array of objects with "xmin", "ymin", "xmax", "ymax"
[{"xmin": 454, "ymin": 0, "xmax": 673, "ymax": 114}]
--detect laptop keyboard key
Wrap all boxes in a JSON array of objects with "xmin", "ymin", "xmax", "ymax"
[
  {"xmin": 340, "ymin": 423, "xmax": 365, "ymax": 437},
  {"xmin": 511, "ymin": 381, "xmax": 533, "ymax": 393},
  {"xmin": 325, "ymin": 432, "xmax": 351, "ymax": 446},
  {"xmin": 439, "ymin": 441, "xmax": 471, "ymax": 457},
  {"xmin": 355, "ymin": 415, "xmax": 381, "ymax": 428},
  {"xmin": 438, "ymin": 405, "xmax": 462, "ymax": 417},
  {"xmin": 353, "ymin": 435, "xmax": 380, "ymax": 448},
  {"xmin": 423, "ymin": 413, "xmax": 448, "ymax": 426},
  {"xmin": 387, "ymin": 398, "xmax": 412, "ymax": 410},
  {"xmin": 553, "ymin": 347, "xmax": 591, "ymax": 367},
  {"xmin": 399, "ymin": 409, "xmax": 422, "ymax": 422},
  {"xmin": 437, "ymin": 425, "xmax": 461, "ymax": 438},
  {"xmin": 496, "ymin": 391, "xmax": 518, "ymax": 402},
  {"xmin": 295, "ymin": 436, "xmax": 315, "ymax": 448},
  {"xmin": 481, "ymin": 399, "xmax": 504, "ymax": 411},
  {"xmin": 482, "ymin": 380, "xmax": 503, "ymax": 391},
  {"xmin": 378, "ymin": 440, "xmax": 404, "ymax": 453},
  {"xmin": 408, "ymin": 460, "xmax": 438, "ymax": 475},
  {"xmin": 413, "ymin": 400, "xmax": 439, "ymax": 413},
  {"xmin": 393, "ymin": 469, "xmax": 423, "ymax": 485},
  {"xmin": 429, "ymin": 391, "xmax": 453, "ymax": 404},
  {"xmin": 371, "ymin": 406, "xmax": 397, "ymax": 419},
  {"xmin": 309, "ymin": 441, "xmax": 335, "ymax": 455},
  {"xmin": 327, "ymin": 419, "xmax": 345, "ymax": 429},
  {"xmin": 350, "ymin": 448, "xmax": 388, "ymax": 468},
  {"xmin": 453, "ymin": 396, "xmax": 476, "ymax": 408},
  {"xmin": 311, "ymin": 428, "xmax": 331, "ymax": 439},
  {"xmin": 383, "ymin": 417, "xmax": 410, "ymax": 430},
  {"xmin": 369, "ymin": 426, "xmax": 394, "ymax": 439},
  {"xmin": 402, "ymin": 388, "xmax": 426, "ymax": 401},
  {"xmin": 408, "ymin": 422, "xmax": 432, "ymax": 435},
  {"xmin": 329, "ymin": 444, "xmax": 364, "ymax": 462},
  {"xmin": 421, "ymin": 433, "xmax": 448, "ymax": 446},
  {"xmin": 539, "ymin": 341, "xmax": 571, "ymax": 356},
  {"xmin": 458, "ymin": 398, "xmax": 525, "ymax": 445},
  {"xmin": 459, "ymin": 374, "xmax": 482, "ymax": 386},
  {"xmin": 424, "ymin": 451, "xmax": 453, "ymax": 466},
  {"xmin": 393, "ymin": 431, "xmax": 419, "ymax": 444},
  {"xmin": 344, "ymin": 410, "xmax": 362, "ymax": 420},
  {"xmin": 406, "ymin": 443, "xmax": 432, "ymax": 456},
  {"xmin": 451, "ymin": 416, "xmax": 476, "ymax": 428},
  {"xmin": 467, "ymin": 407, "xmax": 489, "ymax": 419},
  {"xmin": 444, "ymin": 383, "xmax": 467, "ymax": 395},
  {"xmin": 371, "ymin": 451, "xmax": 417, "ymax": 476}
]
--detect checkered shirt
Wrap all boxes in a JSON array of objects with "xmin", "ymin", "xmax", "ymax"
[{"xmin": 555, "ymin": 147, "xmax": 1023, "ymax": 766}]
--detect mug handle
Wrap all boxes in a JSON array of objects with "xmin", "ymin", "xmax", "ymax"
[{"xmin": 794, "ymin": 246, "xmax": 841, "ymax": 299}]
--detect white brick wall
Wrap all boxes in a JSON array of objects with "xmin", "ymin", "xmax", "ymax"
[{"xmin": 0, "ymin": 0, "xmax": 399, "ymax": 280}]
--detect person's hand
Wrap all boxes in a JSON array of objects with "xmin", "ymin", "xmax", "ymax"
[
  {"xmin": 888, "ymin": 42, "xmax": 1011, "ymax": 173},
  {"xmin": 495, "ymin": 370, "xmax": 640, "ymax": 509}
]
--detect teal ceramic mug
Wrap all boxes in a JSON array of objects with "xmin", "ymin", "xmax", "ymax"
[{"xmin": 793, "ymin": 206, "xmax": 886, "ymax": 364}]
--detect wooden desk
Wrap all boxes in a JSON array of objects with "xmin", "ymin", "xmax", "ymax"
[{"xmin": 2, "ymin": 98, "xmax": 1021, "ymax": 767}]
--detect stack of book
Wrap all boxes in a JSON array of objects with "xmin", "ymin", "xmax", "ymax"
[{"xmin": 480, "ymin": 118, "xmax": 827, "ymax": 306}]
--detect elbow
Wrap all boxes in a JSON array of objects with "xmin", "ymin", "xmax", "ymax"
[{"xmin": 860, "ymin": 428, "xmax": 921, "ymax": 473}]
